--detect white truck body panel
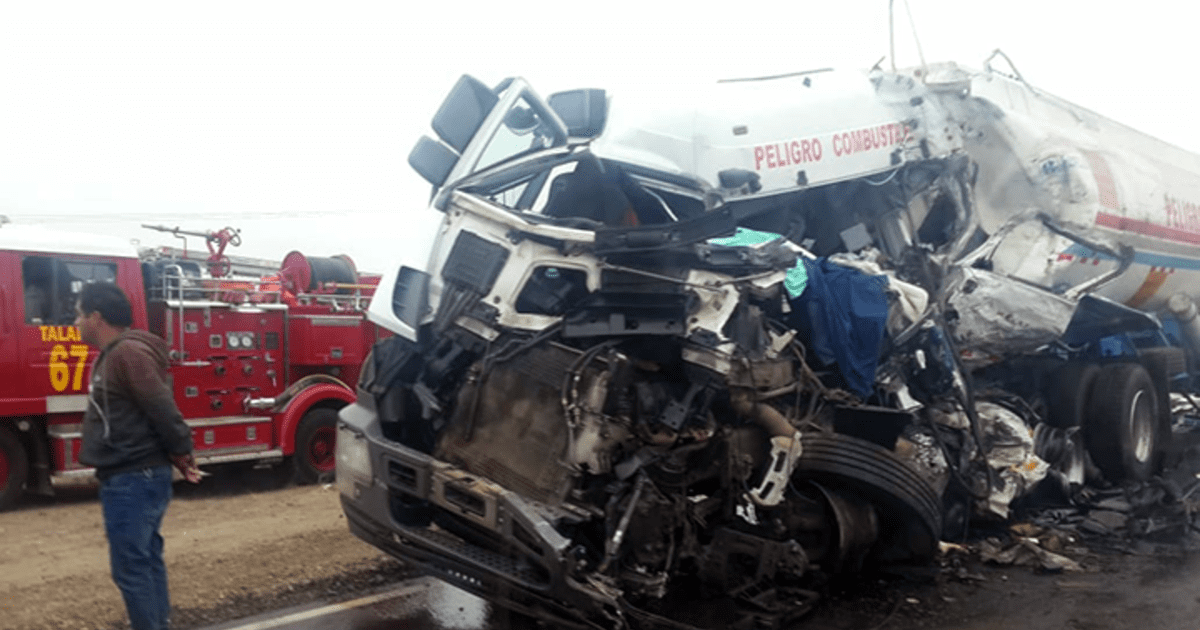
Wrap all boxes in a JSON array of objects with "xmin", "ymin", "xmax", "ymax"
[{"xmin": 589, "ymin": 69, "xmax": 930, "ymax": 193}]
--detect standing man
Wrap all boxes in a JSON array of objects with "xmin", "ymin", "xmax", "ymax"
[{"xmin": 76, "ymin": 282, "xmax": 200, "ymax": 630}]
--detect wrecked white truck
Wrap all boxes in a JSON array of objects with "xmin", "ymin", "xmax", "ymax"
[{"xmin": 336, "ymin": 54, "xmax": 1200, "ymax": 629}]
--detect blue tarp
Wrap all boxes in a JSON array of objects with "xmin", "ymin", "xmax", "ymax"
[
  {"xmin": 794, "ymin": 258, "xmax": 889, "ymax": 398},
  {"xmin": 705, "ymin": 229, "xmax": 887, "ymax": 397}
]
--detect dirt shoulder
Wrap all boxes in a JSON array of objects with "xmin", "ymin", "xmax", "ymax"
[{"xmin": 1, "ymin": 469, "xmax": 412, "ymax": 630}]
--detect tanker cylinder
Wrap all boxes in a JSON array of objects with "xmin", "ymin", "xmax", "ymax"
[{"xmin": 1168, "ymin": 293, "xmax": 1200, "ymax": 356}]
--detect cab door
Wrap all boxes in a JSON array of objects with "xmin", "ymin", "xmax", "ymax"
[{"xmin": 19, "ymin": 253, "xmax": 119, "ymax": 410}]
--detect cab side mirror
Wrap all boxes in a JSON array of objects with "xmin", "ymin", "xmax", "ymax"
[
  {"xmin": 412, "ymin": 75, "xmax": 502, "ymax": 187},
  {"xmin": 408, "ymin": 137, "xmax": 459, "ymax": 187},
  {"xmin": 548, "ymin": 89, "xmax": 607, "ymax": 139},
  {"xmin": 433, "ymin": 75, "xmax": 499, "ymax": 152}
]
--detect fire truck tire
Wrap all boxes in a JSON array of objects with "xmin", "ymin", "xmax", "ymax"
[
  {"xmin": 0, "ymin": 425, "xmax": 28, "ymax": 511},
  {"xmin": 1084, "ymin": 363, "xmax": 1160, "ymax": 483},
  {"xmin": 293, "ymin": 408, "xmax": 339, "ymax": 484},
  {"xmin": 1044, "ymin": 362, "xmax": 1100, "ymax": 429}
]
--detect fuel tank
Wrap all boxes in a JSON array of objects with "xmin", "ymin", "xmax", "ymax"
[{"xmin": 926, "ymin": 62, "xmax": 1200, "ymax": 314}]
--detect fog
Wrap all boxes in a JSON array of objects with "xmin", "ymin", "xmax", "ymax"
[{"xmin": 0, "ymin": 0, "xmax": 1192, "ymax": 272}]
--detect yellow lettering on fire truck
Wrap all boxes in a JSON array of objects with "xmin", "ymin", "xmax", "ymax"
[
  {"xmin": 39, "ymin": 326, "xmax": 81, "ymax": 343},
  {"xmin": 48, "ymin": 343, "xmax": 89, "ymax": 392}
]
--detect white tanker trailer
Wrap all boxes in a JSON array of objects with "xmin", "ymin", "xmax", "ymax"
[{"xmin": 336, "ymin": 54, "xmax": 1200, "ymax": 629}]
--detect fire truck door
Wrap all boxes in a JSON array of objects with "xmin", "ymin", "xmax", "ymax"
[{"xmin": 19, "ymin": 255, "xmax": 116, "ymax": 409}]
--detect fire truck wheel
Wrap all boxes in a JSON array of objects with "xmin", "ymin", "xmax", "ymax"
[
  {"xmin": 1084, "ymin": 363, "xmax": 1160, "ymax": 482},
  {"xmin": 293, "ymin": 408, "xmax": 339, "ymax": 485},
  {"xmin": 0, "ymin": 425, "xmax": 28, "ymax": 510}
]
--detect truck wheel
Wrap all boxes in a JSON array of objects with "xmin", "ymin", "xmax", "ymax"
[
  {"xmin": 794, "ymin": 433, "xmax": 942, "ymax": 565},
  {"xmin": 1084, "ymin": 363, "xmax": 1160, "ymax": 482},
  {"xmin": 293, "ymin": 408, "xmax": 339, "ymax": 484},
  {"xmin": 1139, "ymin": 347, "xmax": 1184, "ymax": 451},
  {"xmin": 1044, "ymin": 362, "xmax": 1100, "ymax": 428},
  {"xmin": 0, "ymin": 425, "xmax": 28, "ymax": 510}
]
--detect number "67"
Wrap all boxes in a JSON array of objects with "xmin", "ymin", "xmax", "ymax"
[{"xmin": 49, "ymin": 344, "xmax": 90, "ymax": 392}]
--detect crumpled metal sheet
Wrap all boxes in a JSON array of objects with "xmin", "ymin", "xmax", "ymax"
[
  {"xmin": 976, "ymin": 402, "xmax": 1049, "ymax": 519},
  {"xmin": 895, "ymin": 426, "xmax": 950, "ymax": 495},
  {"xmin": 923, "ymin": 401, "xmax": 1050, "ymax": 518},
  {"xmin": 944, "ymin": 267, "xmax": 1076, "ymax": 366},
  {"xmin": 979, "ymin": 536, "xmax": 1084, "ymax": 572}
]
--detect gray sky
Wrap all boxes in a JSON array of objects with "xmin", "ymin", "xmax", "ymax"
[{"xmin": 0, "ymin": 0, "xmax": 1191, "ymax": 272}]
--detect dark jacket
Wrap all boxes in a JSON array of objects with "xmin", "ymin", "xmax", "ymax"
[{"xmin": 79, "ymin": 329, "xmax": 193, "ymax": 480}]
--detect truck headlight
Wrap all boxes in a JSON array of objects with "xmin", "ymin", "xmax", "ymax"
[{"xmin": 335, "ymin": 423, "xmax": 371, "ymax": 498}]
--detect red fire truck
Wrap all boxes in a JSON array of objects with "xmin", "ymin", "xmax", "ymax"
[{"xmin": 0, "ymin": 223, "xmax": 384, "ymax": 509}]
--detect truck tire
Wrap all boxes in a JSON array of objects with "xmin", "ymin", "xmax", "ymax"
[
  {"xmin": 794, "ymin": 433, "xmax": 942, "ymax": 565},
  {"xmin": 1139, "ymin": 347, "xmax": 1184, "ymax": 448},
  {"xmin": 1044, "ymin": 362, "xmax": 1100, "ymax": 428},
  {"xmin": 1139, "ymin": 347, "xmax": 1188, "ymax": 379},
  {"xmin": 293, "ymin": 408, "xmax": 339, "ymax": 484},
  {"xmin": 1084, "ymin": 363, "xmax": 1160, "ymax": 482},
  {"xmin": 0, "ymin": 425, "xmax": 28, "ymax": 510}
]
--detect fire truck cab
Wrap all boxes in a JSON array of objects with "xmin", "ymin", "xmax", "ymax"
[{"xmin": 0, "ymin": 224, "xmax": 383, "ymax": 509}]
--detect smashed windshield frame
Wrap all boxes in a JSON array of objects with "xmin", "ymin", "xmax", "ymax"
[
  {"xmin": 457, "ymin": 148, "xmax": 712, "ymax": 227},
  {"xmin": 452, "ymin": 145, "xmax": 971, "ymax": 267},
  {"xmin": 475, "ymin": 96, "xmax": 563, "ymax": 172}
]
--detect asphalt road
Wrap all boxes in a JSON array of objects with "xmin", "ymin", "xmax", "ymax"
[
  {"xmin": 200, "ymin": 548, "xmax": 1200, "ymax": 630},
  {"xmin": 199, "ymin": 577, "xmax": 535, "ymax": 630}
]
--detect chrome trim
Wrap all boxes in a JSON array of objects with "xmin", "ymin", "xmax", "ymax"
[
  {"xmin": 51, "ymin": 469, "xmax": 98, "ymax": 484},
  {"xmin": 197, "ymin": 448, "xmax": 282, "ymax": 465},
  {"xmin": 49, "ymin": 448, "xmax": 287, "ymax": 484},
  {"xmin": 186, "ymin": 415, "xmax": 271, "ymax": 428},
  {"xmin": 292, "ymin": 315, "xmax": 363, "ymax": 327},
  {"xmin": 246, "ymin": 397, "xmax": 277, "ymax": 410},
  {"xmin": 47, "ymin": 423, "xmax": 83, "ymax": 438},
  {"xmin": 45, "ymin": 395, "xmax": 87, "ymax": 414}
]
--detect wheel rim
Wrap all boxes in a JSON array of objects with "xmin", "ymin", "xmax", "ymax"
[
  {"xmin": 1128, "ymin": 389, "xmax": 1154, "ymax": 463},
  {"xmin": 307, "ymin": 426, "xmax": 337, "ymax": 472}
]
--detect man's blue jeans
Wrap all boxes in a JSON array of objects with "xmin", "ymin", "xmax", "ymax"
[{"xmin": 100, "ymin": 465, "xmax": 173, "ymax": 630}]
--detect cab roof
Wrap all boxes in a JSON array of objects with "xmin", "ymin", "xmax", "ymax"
[
  {"xmin": 0, "ymin": 224, "xmax": 140, "ymax": 259},
  {"xmin": 588, "ymin": 68, "xmax": 925, "ymax": 195}
]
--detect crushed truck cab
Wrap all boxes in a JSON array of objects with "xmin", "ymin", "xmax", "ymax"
[{"xmin": 340, "ymin": 59, "xmax": 1200, "ymax": 629}]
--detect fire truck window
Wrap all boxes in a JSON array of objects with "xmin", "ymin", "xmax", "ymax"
[
  {"xmin": 22, "ymin": 256, "xmax": 118, "ymax": 325},
  {"xmin": 22, "ymin": 257, "xmax": 52, "ymax": 325}
]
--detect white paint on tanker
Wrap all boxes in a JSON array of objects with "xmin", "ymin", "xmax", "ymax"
[
  {"xmin": 587, "ymin": 69, "xmax": 945, "ymax": 195},
  {"xmin": 928, "ymin": 62, "xmax": 1200, "ymax": 314}
]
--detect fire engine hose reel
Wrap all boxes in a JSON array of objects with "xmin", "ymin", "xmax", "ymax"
[{"xmin": 280, "ymin": 251, "xmax": 358, "ymax": 295}]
